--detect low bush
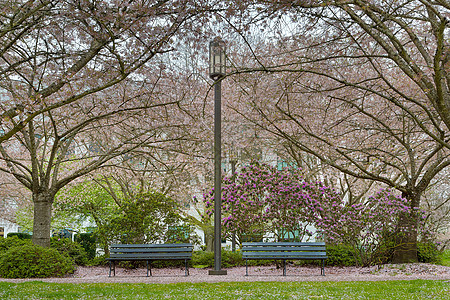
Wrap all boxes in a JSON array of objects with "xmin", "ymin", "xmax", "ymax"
[
  {"xmin": 417, "ymin": 241, "xmax": 442, "ymax": 264},
  {"xmin": 325, "ymin": 244, "xmax": 359, "ymax": 266},
  {"xmin": 192, "ymin": 250, "xmax": 269, "ymax": 268},
  {"xmin": 0, "ymin": 236, "xmax": 32, "ymax": 254},
  {"xmin": 74, "ymin": 233, "xmax": 96, "ymax": 260},
  {"xmin": 87, "ymin": 255, "xmax": 107, "ymax": 266},
  {"xmin": 221, "ymin": 250, "xmax": 245, "ymax": 267},
  {"xmin": 6, "ymin": 233, "xmax": 32, "ymax": 240},
  {"xmin": 192, "ymin": 250, "xmax": 214, "ymax": 267},
  {"xmin": 0, "ymin": 244, "xmax": 75, "ymax": 278},
  {"xmin": 50, "ymin": 237, "xmax": 89, "ymax": 265}
]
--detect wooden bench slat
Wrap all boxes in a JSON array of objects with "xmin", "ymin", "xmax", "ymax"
[
  {"xmin": 109, "ymin": 256, "xmax": 191, "ymax": 260},
  {"xmin": 242, "ymin": 242, "xmax": 327, "ymax": 276},
  {"xmin": 242, "ymin": 242, "xmax": 325, "ymax": 246},
  {"xmin": 111, "ymin": 248, "xmax": 193, "ymax": 253},
  {"xmin": 109, "ymin": 252, "xmax": 191, "ymax": 257},
  {"xmin": 111, "ymin": 243, "xmax": 192, "ymax": 248},
  {"xmin": 243, "ymin": 252, "xmax": 327, "ymax": 258},
  {"xmin": 107, "ymin": 243, "xmax": 193, "ymax": 277},
  {"xmin": 242, "ymin": 246, "xmax": 326, "ymax": 252}
]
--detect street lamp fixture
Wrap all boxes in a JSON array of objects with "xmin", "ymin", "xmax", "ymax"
[
  {"xmin": 208, "ymin": 37, "xmax": 227, "ymax": 276},
  {"xmin": 209, "ymin": 38, "xmax": 226, "ymax": 81}
]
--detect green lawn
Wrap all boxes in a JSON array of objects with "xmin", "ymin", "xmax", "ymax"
[{"xmin": 0, "ymin": 280, "xmax": 449, "ymax": 299}]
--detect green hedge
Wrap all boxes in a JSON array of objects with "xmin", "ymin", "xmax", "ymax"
[
  {"xmin": 50, "ymin": 237, "xmax": 89, "ymax": 265},
  {"xmin": 417, "ymin": 241, "xmax": 442, "ymax": 264},
  {"xmin": 325, "ymin": 244, "xmax": 359, "ymax": 266},
  {"xmin": 192, "ymin": 250, "xmax": 247, "ymax": 268},
  {"xmin": 6, "ymin": 232, "xmax": 31, "ymax": 240},
  {"xmin": 0, "ymin": 236, "xmax": 32, "ymax": 254},
  {"xmin": 0, "ymin": 244, "xmax": 75, "ymax": 278},
  {"xmin": 74, "ymin": 233, "xmax": 96, "ymax": 260}
]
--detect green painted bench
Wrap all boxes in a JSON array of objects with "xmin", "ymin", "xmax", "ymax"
[
  {"xmin": 106, "ymin": 243, "xmax": 193, "ymax": 277},
  {"xmin": 242, "ymin": 242, "xmax": 327, "ymax": 276}
]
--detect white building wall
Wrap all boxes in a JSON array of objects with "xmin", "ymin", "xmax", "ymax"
[{"xmin": 0, "ymin": 219, "xmax": 19, "ymax": 238}]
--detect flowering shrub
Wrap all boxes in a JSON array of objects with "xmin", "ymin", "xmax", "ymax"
[
  {"xmin": 317, "ymin": 188, "xmax": 429, "ymax": 265},
  {"xmin": 203, "ymin": 162, "xmax": 431, "ymax": 266},
  {"xmin": 204, "ymin": 162, "xmax": 340, "ymax": 242}
]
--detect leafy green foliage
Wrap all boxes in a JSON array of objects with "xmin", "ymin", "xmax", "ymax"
[
  {"xmin": 417, "ymin": 242, "xmax": 442, "ymax": 264},
  {"xmin": 191, "ymin": 250, "xmax": 270, "ymax": 268},
  {"xmin": 6, "ymin": 232, "xmax": 32, "ymax": 239},
  {"xmin": 325, "ymin": 244, "xmax": 359, "ymax": 266},
  {"xmin": 87, "ymin": 255, "xmax": 107, "ymax": 266},
  {"xmin": 0, "ymin": 244, "xmax": 75, "ymax": 278},
  {"xmin": 0, "ymin": 236, "xmax": 32, "ymax": 254},
  {"xmin": 55, "ymin": 180, "xmax": 195, "ymax": 253},
  {"xmin": 439, "ymin": 250, "xmax": 450, "ymax": 267},
  {"xmin": 98, "ymin": 191, "xmax": 187, "ymax": 244},
  {"xmin": 74, "ymin": 233, "xmax": 97, "ymax": 260},
  {"xmin": 50, "ymin": 237, "xmax": 89, "ymax": 265}
]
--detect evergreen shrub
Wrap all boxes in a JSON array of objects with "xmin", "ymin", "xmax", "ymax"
[
  {"xmin": 325, "ymin": 244, "xmax": 358, "ymax": 266},
  {"xmin": 191, "ymin": 250, "xmax": 267, "ymax": 268},
  {"xmin": 50, "ymin": 237, "xmax": 89, "ymax": 265},
  {"xmin": 0, "ymin": 236, "xmax": 32, "ymax": 254},
  {"xmin": 0, "ymin": 244, "xmax": 75, "ymax": 278},
  {"xmin": 417, "ymin": 241, "xmax": 442, "ymax": 264},
  {"xmin": 74, "ymin": 233, "xmax": 97, "ymax": 260},
  {"xmin": 6, "ymin": 232, "xmax": 32, "ymax": 239}
]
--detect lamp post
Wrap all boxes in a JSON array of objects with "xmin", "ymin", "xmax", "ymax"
[
  {"xmin": 229, "ymin": 146, "xmax": 238, "ymax": 252},
  {"xmin": 208, "ymin": 37, "xmax": 227, "ymax": 276}
]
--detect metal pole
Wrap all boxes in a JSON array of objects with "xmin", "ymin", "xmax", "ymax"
[
  {"xmin": 209, "ymin": 79, "xmax": 227, "ymax": 275},
  {"xmin": 231, "ymin": 159, "xmax": 236, "ymax": 252}
]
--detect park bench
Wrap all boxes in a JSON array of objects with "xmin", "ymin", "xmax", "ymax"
[
  {"xmin": 242, "ymin": 242, "xmax": 327, "ymax": 276},
  {"xmin": 106, "ymin": 243, "xmax": 193, "ymax": 277}
]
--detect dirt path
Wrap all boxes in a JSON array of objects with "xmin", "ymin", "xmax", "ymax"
[{"xmin": 1, "ymin": 263, "xmax": 450, "ymax": 284}]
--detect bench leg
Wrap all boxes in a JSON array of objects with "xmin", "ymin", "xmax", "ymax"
[
  {"xmin": 185, "ymin": 259, "xmax": 189, "ymax": 276},
  {"xmin": 245, "ymin": 259, "xmax": 248, "ymax": 276},
  {"xmin": 109, "ymin": 261, "xmax": 116, "ymax": 277},
  {"xmin": 283, "ymin": 260, "xmax": 286, "ymax": 276},
  {"xmin": 322, "ymin": 259, "xmax": 325, "ymax": 276}
]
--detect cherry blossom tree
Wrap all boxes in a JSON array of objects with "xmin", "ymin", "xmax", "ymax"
[
  {"xmin": 0, "ymin": 0, "xmax": 213, "ymax": 142},
  {"xmin": 0, "ymin": 0, "xmax": 224, "ymax": 247},
  {"xmin": 220, "ymin": 0, "xmax": 449, "ymax": 263},
  {"xmin": 234, "ymin": 0, "xmax": 449, "ymax": 146}
]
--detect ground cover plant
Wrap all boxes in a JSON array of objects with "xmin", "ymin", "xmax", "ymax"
[{"xmin": 0, "ymin": 280, "xmax": 449, "ymax": 299}]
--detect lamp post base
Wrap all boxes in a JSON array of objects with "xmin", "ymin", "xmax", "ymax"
[{"xmin": 208, "ymin": 270, "xmax": 228, "ymax": 275}]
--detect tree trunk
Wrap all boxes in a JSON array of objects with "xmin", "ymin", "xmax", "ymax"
[
  {"xmin": 392, "ymin": 191, "xmax": 420, "ymax": 263},
  {"xmin": 204, "ymin": 226, "xmax": 214, "ymax": 252},
  {"xmin": 391, "ymin": 215, "xmax": 418, "ymax": 263},
  {"xmin": 32, "ymin": 193, "xmax": 54, "ymax": 247}
]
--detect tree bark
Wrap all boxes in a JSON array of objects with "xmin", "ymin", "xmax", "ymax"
[
  {"xmin": 392, "ymin": 215, "xmax": 419, "ymax": 263},
  {"xmin": 32, "ymin": 193, "xmax": 54, "ymax": 247},
  {"xmin": 204, "ymin": 226, "xmax": 214, "ymax": 252},
  {"xmin": 392, "ymin": 191, "xmax": 420, "ymax": 263}
]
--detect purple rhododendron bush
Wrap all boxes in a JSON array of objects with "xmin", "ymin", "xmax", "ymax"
[{"xmin": 202, "ymin": 162, "xmax": 432, "ymax": 266}]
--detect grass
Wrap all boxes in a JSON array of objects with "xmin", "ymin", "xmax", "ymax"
[{"xmin": 0, "ymin": 280, "xmax": 449, "ymax": 299}]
